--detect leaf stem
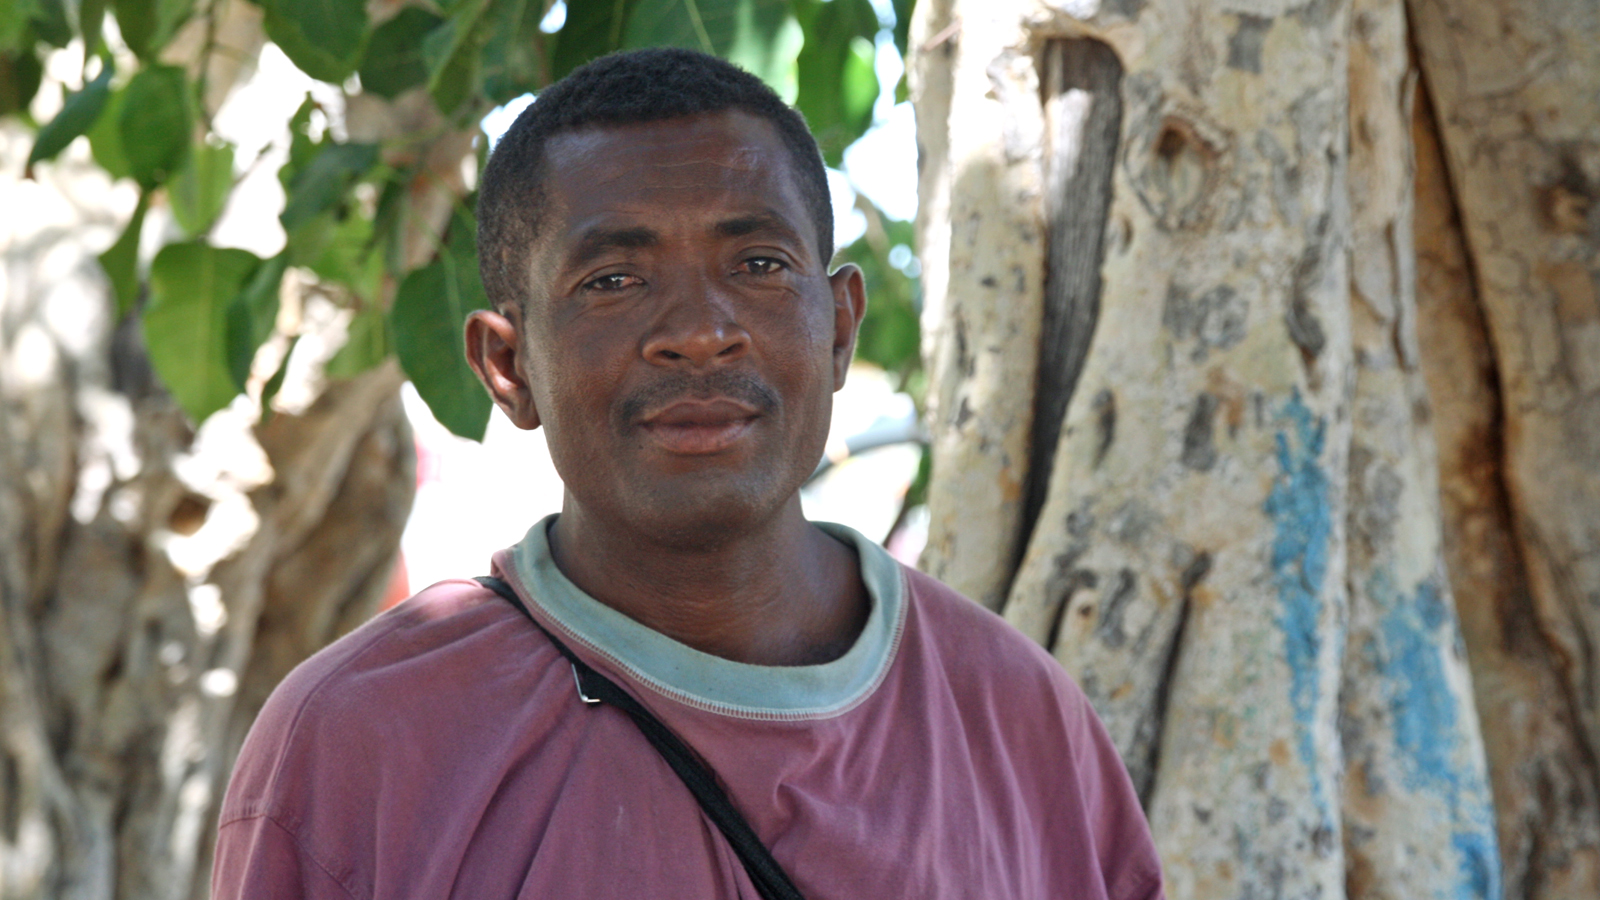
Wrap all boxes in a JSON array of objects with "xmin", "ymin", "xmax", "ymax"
[{"xmin": 682, "ymin": 0, "xmax": 713, "ymax": 53}]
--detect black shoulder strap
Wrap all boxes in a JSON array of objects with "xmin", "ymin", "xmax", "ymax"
[{"xmin": 474, "ymin": 576, "xmax": 805, "ymax": 900}]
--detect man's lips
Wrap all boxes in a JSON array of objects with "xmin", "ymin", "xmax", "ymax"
[{"xmin": 639, "ymin": 398, "xmax": 760, "ymax": 454}]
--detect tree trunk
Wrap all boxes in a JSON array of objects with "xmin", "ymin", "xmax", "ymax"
[
  {"xmin": 0, "ymin": 123, "xmax": 416, "ymax": 899},
  {"xmin": 907, "ymin": 0, "xmax": 1566, "ymax": 896},
  {"xmin": 0, "ymin": 5, "xmax": 475, "ymax": 887},
  {"xmin": 1407, "ymin": 0, "xmax": 1600, "ymax": 894}
]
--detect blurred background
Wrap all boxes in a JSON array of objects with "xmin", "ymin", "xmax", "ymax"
[
  {"xmin": 5, "ymin": 0, "xmax": 1599, "ymax": 897},
  {"xmin": 2, "ymin": 3, "xmax": 936, "ymax": 896}
]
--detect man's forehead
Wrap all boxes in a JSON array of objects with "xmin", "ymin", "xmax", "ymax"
[
  {"xmin": 542, "ymin": 110, "xmax": 792, "ymax": 190},
  {"xmin": 528, "ymin": 110, "xmax": 817, "ymax": 263}
]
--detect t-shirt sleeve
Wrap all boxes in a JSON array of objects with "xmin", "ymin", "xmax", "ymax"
[
  {"xmin": 1065, "ymin": 680, "xmax": 1166, "ymax": 900},
  {"xmin": 212, "ymin": 815, "xmax": 359, "ymax": 900}
]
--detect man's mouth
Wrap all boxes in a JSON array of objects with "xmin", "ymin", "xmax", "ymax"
[{"xmin": 639, "ymin": 398, "xmax": 760, "ymax": 454}]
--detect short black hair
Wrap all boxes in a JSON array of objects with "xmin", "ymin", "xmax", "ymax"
[{"xmin": 477, "ymin": 47, "xmax": 834, "ymax": 310}]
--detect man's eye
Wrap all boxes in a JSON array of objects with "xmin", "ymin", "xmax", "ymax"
[
  {"xmin": 583, "ymin": 273, "xmax": 641, "ymax": 291},
  {"xmin": 739, "ymin": 257, "xmax": 787, "ymax": 276}
]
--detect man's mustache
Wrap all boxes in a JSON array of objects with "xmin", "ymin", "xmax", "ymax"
[{"xmin": 618, "ymin": 371, "xmax": 781, "ymax": 423}]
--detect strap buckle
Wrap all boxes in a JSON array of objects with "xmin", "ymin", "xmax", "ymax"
[{"xmin": 571, "ymin": 664, "xmax": 601, "ymax": 704}]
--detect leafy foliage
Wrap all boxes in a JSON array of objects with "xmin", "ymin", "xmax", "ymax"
[
  {"xmin": 359, "ymin": 8, "xmax": 444, "ymax": 99},
  {"xmin": 262, "ymin": 0, "xmax": 369, "ymax": 83},
  {"xmin": 144, "ymin": 242, "xmax": 262, "ymax": 422},
  {"xmin": 119, "ymin": 65, "xmax": 192, "ymax": 186},
  {"xmin": 840, "ymin": 210, "xmax": 921, "ymax": 390},
  {"xmin": 794, "ymin": 0, "xmax": 878, "ymax": 165},
  {"xmin": 9, "ymin": 0, "xmax": 922, "ymax": 439},
  {"xmin": 170, "ymin": 141, "xmax": 234, "ymax": 235},
  {"xmin": 25, "ymin": 58, "xmax": 111, "ymax": 170},
  {"xmin": 392, "ymin": 210, "xmax": 493, "ymax": 440}
]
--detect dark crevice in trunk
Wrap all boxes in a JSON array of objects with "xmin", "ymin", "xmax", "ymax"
[
  {"xmin": 1135, "ymin": 550, "xmax": 1209, "ymax": 806},
  {"xmin": 1016, "ymin": 38, "xmax": 1124, "ymax": 565}
]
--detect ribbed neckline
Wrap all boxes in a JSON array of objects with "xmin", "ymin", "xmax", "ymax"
[{"xmin": 509, "ymin": 515, "xmax": 906, "ymax": 719}]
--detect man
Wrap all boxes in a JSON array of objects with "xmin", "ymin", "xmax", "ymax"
[{"xmin": 213, "ymin": 48, "xmax": 1164, "ymax": 899}]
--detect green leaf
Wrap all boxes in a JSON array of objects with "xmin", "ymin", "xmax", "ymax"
[
  {"xmin": 111, "ymin": 0, "xmax": 193, "ymax": 58},
  {"xmin": 118, "ymin": 65, "xmax": 191, "ymax": 187},
  {"xmin": 169, "ymin": 140, "xmax": 234, "ymax": 235},
  {"xmin": 86, "ymin": 80, "xmax": 130, "ymax": 177},
  {"xmin": 358, "ymin": 6, "xmax": 442, "ymax": 98},
  {"xmin": 284, "ymin": 94, "xmax": 318, "ymax": 175},
  {"xmin": 794, "ymin": 0, "xmax": 879, "ymax": 165},
  {"xmin": 840, "ymin": 35, "xmax": 877, "ymax": 120},
  {"xmin": 150, "ymin": 0, "xmax": 195, "ymax": 52},
  {"xmin": 305, "ymin": 211, "xmax": 382, "ymax": 301},
  {"xmin": 110, "ymin": 0, "xmax": 154, "ymax": 56},
  {"xmin": 326, "ymin": 305, "xmax": 389, "ymax": 378},
  {"xmin": 549, "ymin": 0, "xmax": 640, "ymax": 80},
  {"xmin": 98, "ymin": 190, "xmax": 148, "ymax": 317},
  {"xmin": 280, "ymin": 141, "xmax": 379, "ymax": 233},
  {"xmin": 421, "ymin": 0, "xmax": 490, "ymax": 114},
  {"xmin": 891, "ymin": 0, "xmax": 913, "ymax": 59},
  {"xmin": 391, "ymin": 215, "xmax": 491, "ymax": 440},
  {"xmin": 29, "ymin": 0, "xmax": 71, "ymax": 47},
  {"xmin": 262, "ymin": 0, "xmax": 369, "ymax": 83},
  {"xmin": 0, "ymin": 52, "xmax": 43, "ymax": 117},
  {"xmin": 479, "ymin": 0, "xmax": 542, "ymax": 103},
  {"xmin": 25, "ymin": 58, "xmax": 112, "ymax": 170},
  {"xmin": 840, "ymin": 218, "xmax": 921, "ymax": 383},
  {"xmin": 0, "ymin": 0, "xmax": 40, "ymax": 51},
  {"xmin": 225, "ymin": 251, "xmax": 288, "ymax": 388},
  {"xmin": 258, "ymin": 334, "xmax": 298, "ymax": 422},
  {"xmin": 369, "ymin": 170, "xmax": 409, "ymax": 275},
  {"xmin": 623, "ymin": 0, "xmax": 787, "ymax": 56},
  {"xmin": 143, "ymin": 241, "xmax": 261, "ymax": 424},
  {"xmin": 79, "ymin": 0, "xmax": 108, "ymax": 53},
  {"xmin": 726, "ymin": 10, "xmax": 801, "ymax": 100}
]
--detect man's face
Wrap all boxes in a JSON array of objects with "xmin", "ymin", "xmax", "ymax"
[{"xmin": 470, "ymin": 110, "xmax": 865, "ymax": 546}]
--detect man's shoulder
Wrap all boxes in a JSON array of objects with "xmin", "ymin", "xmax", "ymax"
[
  {"xmin": 262, "ymin": 578, "xmax": 515, "ymax": 718},
  {"xmin": 899, "ymin": 565, "xmax": 1068, "ymax": 675},
  {"xmin": 220, "ymin": 578, "xmax": 545, "ymax": 823},
  {"xmin": 895, "ymin": 564, "xmax": 1092, "ymax": 717}
]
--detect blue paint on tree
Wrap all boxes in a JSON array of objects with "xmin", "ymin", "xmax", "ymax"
[
  {"xmin": 1263, "ymin": 390, "xmax": 1333, "ymax": 820},
  {"xmin": 1453, "ymin": 831, "xmax": 1499, "ymax": 900},
  {"xmin": 1380, "ymin": 580, "xmax": 1460, "ymax": 789},
  {"xmin": 1376, "ymin": 572, "xmax": 1503, "ymax": 899}
]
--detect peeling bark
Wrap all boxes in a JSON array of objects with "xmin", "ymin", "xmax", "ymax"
[
  {"xmin": 1407, "ymin": 0, "xmax": 1600, "ymax": 796},
  {"xmin": 913, "ymin": 1, "xmax": 1049, "ymax": 610},
  {"xmin": 0, "ymin": 130, "xmax": 414, "ymax": 899},
  {"xmin": 911, "ymin": 0, "xmax": 1553, "ymax": 896},
  {"xmin": 1339, "ymin": 3, "xmax": 1499, "ymax": 895},
  {"xmin": 918, "ymin": 1, "xmax": 1359, "ymax": 896},
  {"xmin": 1413, "ymin": 71, "xmax": 1600, "ymax": 900},
  {"xmin": 0, "ymin": 18, "xmax": 450, "ymax": 890},
  {"xmin": 1025, "ymin": 38, "xmax": 1123, "ymax": 552},
  {"xmin": 1406, "ymin": 0, "xmax": 1600, "ymax": 894}
]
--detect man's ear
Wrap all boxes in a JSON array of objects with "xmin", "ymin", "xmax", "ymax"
[
  {"xmin": 827, "ymin": 263, "xmax": 867, "ymax": 390},
  {"xmin": 464, "ymin": 307, "xmax": 541, "ymax": 430}
]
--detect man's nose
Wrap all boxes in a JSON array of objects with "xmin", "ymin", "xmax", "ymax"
[{"xmin": 641, "ymin": 277, "xmax": 751, "ymax": 366}]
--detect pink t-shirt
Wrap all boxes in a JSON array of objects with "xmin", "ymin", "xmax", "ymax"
[{"xmin": 214, "ymin": 519, "xmax": 1164, "ymax": 899}]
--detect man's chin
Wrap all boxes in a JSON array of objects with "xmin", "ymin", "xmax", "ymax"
[{"xmin": 624, "ymin": 478, "xmax": 798, "ymax": 551}]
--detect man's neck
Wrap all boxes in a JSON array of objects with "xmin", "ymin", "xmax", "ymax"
[{"xmin": 546, "ymin": 498, "xmax": 868, "ymax": 667}]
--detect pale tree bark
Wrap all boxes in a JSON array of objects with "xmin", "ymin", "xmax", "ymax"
[
  {"xmin": 0, "ymin": 127, "xmax": 414, "ymax": 900},
  {"xmin": 1340, "ymin": 1, "xmax": 1497, "ymax": 894},
  {"xmin": 910, "ymin": 0, "xmax": 1511, "ymax": 897},
  {"xmin": 1413, "ymin": 80, "xmax": 1600, "ymax": 899},
  {"xmin": 1407, "ymin": 0, "xmax": 1600, "ymax": 895},
  {"xmin": 0, "ymin": 4, "xmax": 478, "ymax": 895}
]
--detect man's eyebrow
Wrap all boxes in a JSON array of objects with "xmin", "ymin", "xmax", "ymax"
[
  {"xmin": 566, "ymin": 226, "xmax": 660, "ymax": 268},
  {"xmin": 715, "ymin": 213, "xmax": 806, "ymax": 245}
]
